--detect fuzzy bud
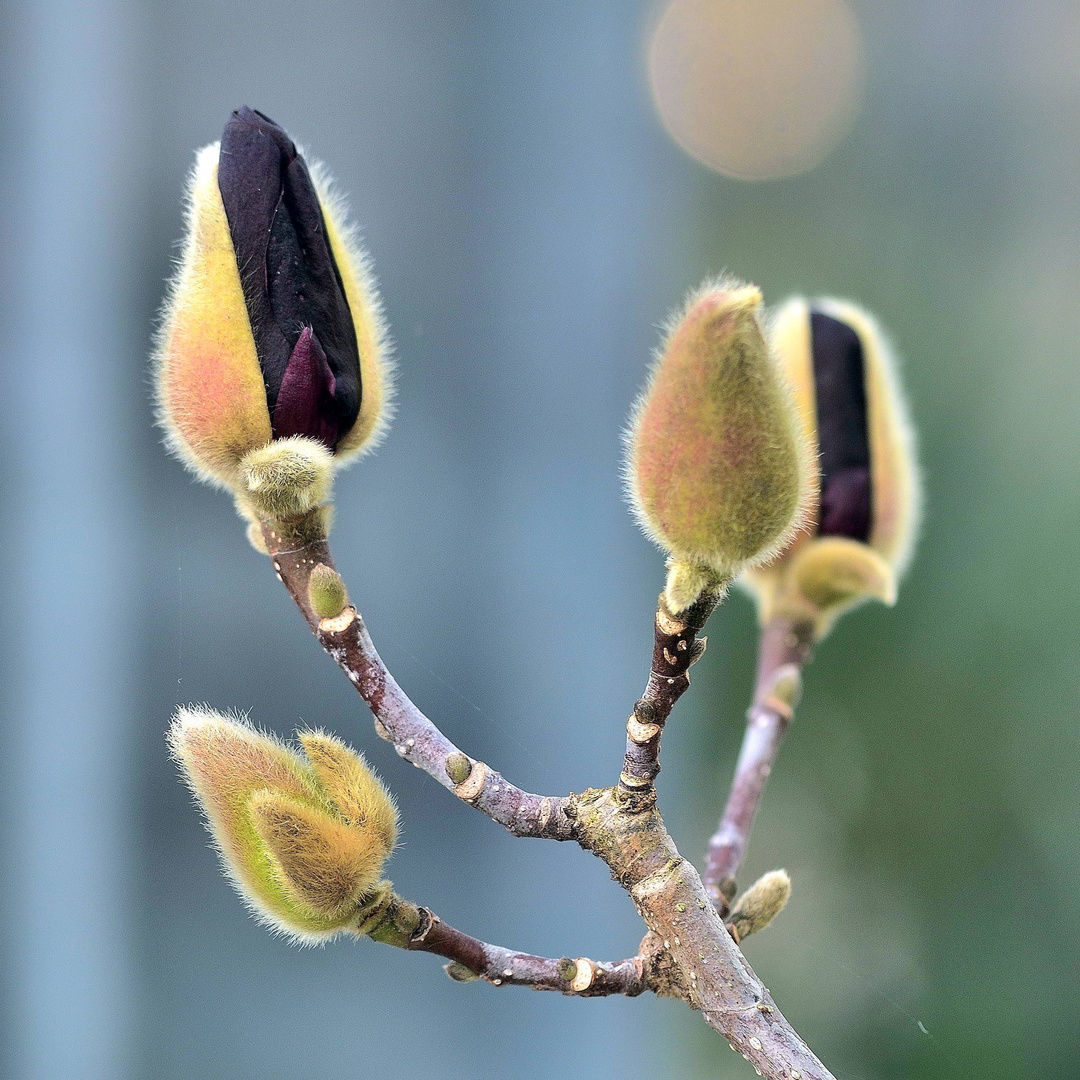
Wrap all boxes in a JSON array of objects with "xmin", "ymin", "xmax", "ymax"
[
  {"xmin": 727, "ymin": 869, "xmax": 791, "ymax": 942},
  {"xmin": 627, "ymin": 281, "xmax": 811, "ymax": 612},
  {"xmin": 742, "ymin": 299, "xmax": 920, "ymax": 637},
  {"xmin": 155, "ymin": 107, "xmax": 392, "ymax": 502},
  {"xmin": 238, "ymin": 436, "xmax": 333, "ymax": 520},
  {"xmin": 307, "ymin": 563, "xmax": 349, "ymax": 619},
  {"xmin": 444, "ymin": 752, "xmax": 473, "ymax": 786},
  {"xmin": 169, "ymin": 707, "xmax": 397, "ymax": 943}
]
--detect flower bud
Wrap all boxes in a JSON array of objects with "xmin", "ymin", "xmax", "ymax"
[
  {"xmin": 742, "ymin": 298, "xmax": 920, "ymax": 636},
  {"xmin": 626, "ymin": 281, "xmax": 811, "ymax": 612},
  {"xmin": 169, "ymin": 707, "xmax": 397, "ymax": 943},
  {"xmin": 155, "ymin": 107, "xmax": 391, "ymax": 497},
  {"xmin": 727, "ymin": 869, "xmax": 791, "ymax": 943}
]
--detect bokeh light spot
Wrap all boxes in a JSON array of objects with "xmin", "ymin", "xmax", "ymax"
[{"xmin": 648, "ymin": 0, "xmax": 865, "ymax": 181}]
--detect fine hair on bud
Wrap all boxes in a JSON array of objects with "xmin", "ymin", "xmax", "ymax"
[
  {"xmin": 249, "ymin": 791, "xmax": 389, "ymax": 921},
  {"xmin": 307, "ymin": 563, "xmax": 349, "ymax": 620},
  {"xmin": 296, "ymin": 730, "xmax": 399, "ymax": 852},
  {"xmin": 305, "ymin": 158, "xmax": 396, "ymax": 464},
  {"xmin": 728, "ymin": 869, "xmax": 792, "ymax": 942},
  {"xmin": 626, "ymin": 279, "xmax": 812, "ymax": 612},
  {"xmin": 168, "ymin": 706, "xmax": 397, "ymax": 944},
  {"xmin": 239, "ymin": 436, "xmax": 333, "ymax": 520}
]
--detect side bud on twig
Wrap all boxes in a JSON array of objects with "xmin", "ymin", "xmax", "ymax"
[
  {"xmin": 742, "ymin": 299, "xmax": 920, "ymax": 638},
  {"xmin": 726, "ymin": 869, "xmax": 791, "ymax": 943},
  {"xmin": 169, "ymin": 707, "xmax": 397, "ymax": 942},
  {"xmin": 155, "ymin": 106, "xmax": 392, "ymax": 524},
  {"xmin": 307, "ymin": 563, "xmax": 349, "ymax": 620},
  {"xmin": 626, "ymin": 281, "xmax": 811, "ymax": 612}
]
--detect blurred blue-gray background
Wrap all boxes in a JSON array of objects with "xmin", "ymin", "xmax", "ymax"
[{"xmin": 2, "ymin": 1, "xmax": 1078, "ymax": 1077}]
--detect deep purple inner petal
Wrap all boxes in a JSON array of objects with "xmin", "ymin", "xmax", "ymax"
[
  {"xmin": 217, "ymin": 106, "xmax": 360, "ymax": 449},
  {"xmin": 810, "ymin": 311, "xmax": 873, "ymax": 542},
  {"xmin": 272, "ymin": 327, "xmax": 340, "ymax": 447}
]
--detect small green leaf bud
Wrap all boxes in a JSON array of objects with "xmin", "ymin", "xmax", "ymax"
[
  {"xmin": 307, "ymin": 563, "xmax": 349, "ymax": 619},
  {"xmin": 742, "ymin": 298, "xmax": 920, "ymax": 638},
  {"xmin": 728, "ymin": 869, "xmax": 791, "ymax": 942},
  {"xmin": 444, "ymin": 751, "xmax": 473, "ymax": 786},
  {"xmin": 169, "ymin": 707, "xmax": 397, "ymax": 943},
  {"xmin": 626, "ymin": 281, "xmax": 811, "ymax": 612},
  {"xmin": 556, "ymin": 957, "xmax": 579, "ymax": 981}
]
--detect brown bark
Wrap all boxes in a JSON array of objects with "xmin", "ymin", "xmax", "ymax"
[
  {"xmin": 572, "ymin": 787, "xmax": 833, "ymax": 1079},
  {"xmin": 258, "ymin": 511, "xmax": 837, "ymax": 1080},
  {"xmin": 364, "ymin": 893, "xmax": 647, "ymax": 996},
  {"xmin": 704, "ymin": 618, "xmax": 815, "ymax": 913},
  {"xmin": 261, "ymin": 513, "xmax": 573, "ymax": 840},
  {"xmin": 619, "ymin": 592, "xmax": 715, "ymax": 796}
]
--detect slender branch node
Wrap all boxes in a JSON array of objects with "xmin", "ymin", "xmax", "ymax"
[
  {"xmin": 762, "ymin": 663, "xmax": 802, "ymax": 719},
  {"xmin": 627, "ymin": 715, "xmax": 661, "ymax": 744},
  {"xmin": 570, "ymin": 958, "xmax": 597, "ymax": 992},
  {"xmin": 318, "ymin": 606, "xmax": 357, "ymax": 634},
  {"xmin": 454, "ymin": 761, "xmax": 489, "ymax": 803},
  {"xmin": 656, "ymin": 605, "xmax": 688, "ymax": 636}
]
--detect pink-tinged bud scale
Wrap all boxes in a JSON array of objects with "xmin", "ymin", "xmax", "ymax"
[{"xmin": 627, "ymin": 282, "xmax": 811, "ymax": 610}]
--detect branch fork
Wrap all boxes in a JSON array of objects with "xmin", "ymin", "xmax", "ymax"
[{"xmin": 257, "ymin": 510, "xmax": 835, "ymax": 1080}]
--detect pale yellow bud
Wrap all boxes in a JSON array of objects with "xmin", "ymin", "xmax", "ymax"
[
  {"xmin": 249, "ymin": 791, "xmax": 391, "ymax": 921},
  {"xmin": 169, "ymin": 706, "xmax": 397, "ymax": 943},
  {"xmin": 728, "ymin": 869, "xmax": 791, "ymax": 942},
  {"xmin": 238, "ymin": 436, "xmax": 333, "ymax": 521},
  {"xmin": 296, "ymin": 730, "xmax": 399, "ymax": 852}
]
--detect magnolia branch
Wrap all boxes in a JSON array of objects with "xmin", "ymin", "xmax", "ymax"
[
  {"xmin": 419, "ymin": 920, "xmax": 644, "ymax": 996},
  {"xmin": 618, "ymin": 591, "xmax": 714, "ymax": 798},
  {"xmin": 260, "ymin": 512, "xmax": 836, "ymax": 1080},
  {"xmin": 704, "ymin": 617, "xmax": 815, "ymax": 913},
  {"xmin": 261, "ymin": 516, "xmax": 573, "ymax": 841}
]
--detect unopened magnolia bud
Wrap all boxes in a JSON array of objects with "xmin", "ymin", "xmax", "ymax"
[
  {"xmin": 155, "ymin": 106, "xmax": 391, "ymax": 497},
  {"xmin": 728, "ymin": 869, "xmax": 791, "ymax": 942},
  {"xmin": 169, "ymin": 707, "xmax": 397, "ymax": 943},
  {"xmin": 239, "ymin": 436, "xmax": 333, "ymax": 520},
  {"xmin": 307, "ymin": 563, "xmax": 349, "ymax": 619},
  {"xmin": 627, "ymin": 282, "xmax": 811, "ymax": 612},
  {"xmin": 742, "ymin": 298, "xmax": 920, "ymax": 637}
]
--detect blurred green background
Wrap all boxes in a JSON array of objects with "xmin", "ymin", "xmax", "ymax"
[{"xmin": 2, "ymin": 2, "xmax": 1078, "ymax": 1078}]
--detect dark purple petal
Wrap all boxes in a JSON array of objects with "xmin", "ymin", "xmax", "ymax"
[
  {"xmin": 272, "ymin": 328, "xmax": 339, "ymax": 447},
  {"xmin": 217, "ymin": 107, "xmax": 360, "ymax": 449},
  {"xmin": 810, "ymin": 310, "xmax": 873, "ymax": 542}
]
